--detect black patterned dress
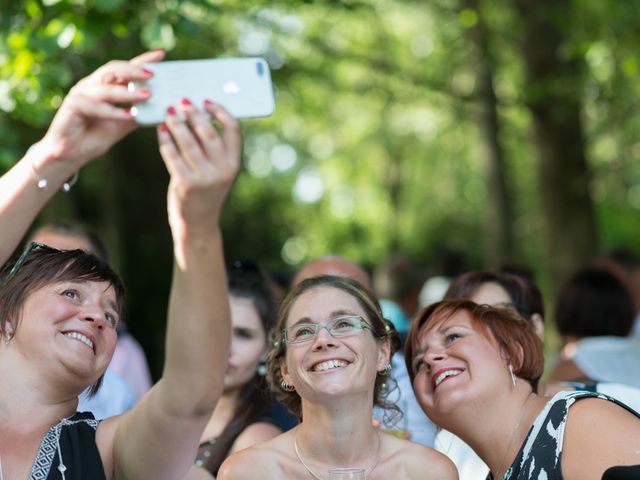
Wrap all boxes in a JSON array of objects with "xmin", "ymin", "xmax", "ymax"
[
  {"xmin": 487, "ymin": 390, "xmax": 640, "ymax": 480},
  {"xmin": 29, "ymin": 412, "xmax": 106, "ymax": 480}
]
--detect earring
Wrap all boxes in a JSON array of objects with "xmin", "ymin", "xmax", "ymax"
[
  {"xmin": 280, "ymin": 379, "xmax": 295, "ymax": 392},
  {"xmin": 509, "ymin": 364, "xmax": 516, "ymax": 387},
  {"xmin": 257, "ymin": 360, "xmax": 267, "ymax": 377},
  {"xmin": 380, "ymin": 363, "xmax": 392, "ymax": 376},
  {"xmin": 2, "ymin": 329, "xmax": 13, "ymax": 346}
]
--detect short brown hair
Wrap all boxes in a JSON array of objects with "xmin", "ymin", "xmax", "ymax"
[
  {"xmin": 0, "ymin": 246, "xmax": 125, "ymax": 395},
  {"xmin": 405, "ymin": 300, "xmax": 543, "ymax": 392},
  {"xmin": 266, "ymin": 275, "xmax": 401, "ymax": 420}
]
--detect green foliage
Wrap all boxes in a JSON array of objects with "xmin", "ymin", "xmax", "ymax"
[{"xmin": 2, "ymin": 0, "xmax": 640, "ymax": 373}]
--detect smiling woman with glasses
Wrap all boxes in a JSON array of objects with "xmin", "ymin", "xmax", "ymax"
[
  {"xmin": 0, "ymin": 51, "xmax": 241, "ymax": 480},
  {"xmin": 218, "ymin": 275, "xmax": 457, "ymax": 480}
]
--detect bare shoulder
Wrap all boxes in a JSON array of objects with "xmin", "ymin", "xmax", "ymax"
[
  {"xmin": 230, "ymin": 421, "xmax": 282, "ymax": 454},
  {"xmin": 380, "ymin": 434, "xmax": 458, "ymax": 480},
  {"xmin": 562, "ymin": 396, "xmax": 640, "ymax": 479},
  {"xmin": 218, "ymin": 432, "xmax": 289, "ymax": 480}
]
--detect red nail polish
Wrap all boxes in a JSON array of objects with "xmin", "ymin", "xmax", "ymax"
[
  {"xmin": 122, "ymin": 108, "xmax": 132, "ymax": 117},
  {"xmin": 139, "ymin": 88, "xmax": 152, "ymax": 96},
  {"xmin": 167, "ymin": 106, "xmax": 176, "ymax": 116},
  {"xmin": 180, "ymin": 98, "xmax": 192, "ymax": 106},
  {"xmin": 158, "ymin": 123, "xmax": 169, "ymax": 132},
  {"xmin": 142, "ymin": 68, "xmax": 154, "ymax": 77},
  {"xmin": 204, "ymin": 99, "xmax": 214, "ymax": 107}
]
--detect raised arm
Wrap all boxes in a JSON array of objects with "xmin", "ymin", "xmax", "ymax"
[
  {"xmin": 106, "ymin": 100, "xmax": 241, "ymax": 479},
  {"xmin": 0, "ymin": 50, "xmax": 164, "ymax": 264}
]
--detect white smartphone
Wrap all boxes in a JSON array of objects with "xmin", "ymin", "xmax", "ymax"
[{"xmin": 129, "ymin": 57, "xmax": 275, "ymax": 125}]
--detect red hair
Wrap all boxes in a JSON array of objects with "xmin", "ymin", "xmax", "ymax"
[{"xmin": 405, "ymin": 300, "xmax": 544, "ymax": 392}]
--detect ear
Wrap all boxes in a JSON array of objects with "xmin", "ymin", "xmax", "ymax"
[
  {"xmin": 376, "ymin": 336, "xmax": 392, "ymax": 372},
  {"xmin": 531, "ymin": 314, "xmax": 545, "ymax": 340},
  {"xmin": 510, "ymin": 343, "xmax": 525, "ymax": 372},
  {"xmin": 279, "ymin": 356, "xmax": 293, "ymax": 384}
]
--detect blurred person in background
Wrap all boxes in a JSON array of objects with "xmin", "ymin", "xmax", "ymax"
[
  {"xmin": 188, "ymin": 260, "xmax": 281, "ymax": 479},
  {"xmin": 548, "ymin": 267, "xmax": 640, "ymax": 389}
]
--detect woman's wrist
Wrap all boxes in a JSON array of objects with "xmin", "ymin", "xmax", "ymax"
[{"xmin": 25, "ymin": 140, "xmax": 80, "ymax": 192}]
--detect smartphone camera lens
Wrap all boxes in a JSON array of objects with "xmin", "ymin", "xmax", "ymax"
[{"xmin": 256, "ymin": 61, "xmax": 264, "ymax": 77}]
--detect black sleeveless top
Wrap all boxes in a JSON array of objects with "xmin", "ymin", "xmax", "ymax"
[
  {"xmin": 30, "ymin": 412, "xmax": 106, "ymax": 480},
  {"xmin": 487, "ymin": 390, "xmax": 640, "ymax": 480}
]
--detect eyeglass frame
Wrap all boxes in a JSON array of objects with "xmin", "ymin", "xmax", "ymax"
[
  {"xmin": 1, "ymin": 242, "xmax": 62, "ymax": 287},
  {"xmin": 281, "ymin": 314, "xmax": 380, "ymax": 345}
]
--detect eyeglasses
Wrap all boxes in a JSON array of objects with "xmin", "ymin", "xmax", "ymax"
[
  {"xmin": 1, "ymin": 242, "xmax": 60, "ymax": 286},
  {"xmin": 282, "ymin": 315, "xmax": 374, "ymax": 345}
]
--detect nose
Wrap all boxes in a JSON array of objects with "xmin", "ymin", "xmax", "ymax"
[
  {"xmin": 310, "ymin": 326, "xmax": 338, "ymax": 351},
  {"xmin": 424, "ymin": 349, "xmax": 447, "ymax": 372},
  {"xmin": 80, "ymin": 305, "xmax": 107, "ymax": 329}
]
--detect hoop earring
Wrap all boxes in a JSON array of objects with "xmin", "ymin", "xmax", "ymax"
[
  {"xmin": 380, "ymin": 363, "xmax": 392, "ymax": 376},
  {"xmin": 509, "ymin": 364, "xmax": 516, "ymax": 387},
  {"xmin": 280, "ymin": 379, "xmax": 295, "ymax": 392}
]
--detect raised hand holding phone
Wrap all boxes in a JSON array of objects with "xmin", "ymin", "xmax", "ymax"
[{"xmin": 130, "ymin": 57, "xmax": 275, "ymax": 125}]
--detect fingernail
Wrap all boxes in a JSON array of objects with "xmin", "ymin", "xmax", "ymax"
[
  {"xmin": 158, "ymin": 123, "xmax": 169, "ymax": 132},
  {"xmin": 122, "ymin": 108, "xmax": 132, "ymax": 117},
  {"xmin": 180, "ymin": 98, "xmax": 192, "ymax": 106},
  {"xmin": 167, "ymin": 106, "xmax": 176, "ymax": 116},
  {"xmin": 204, "ymin": 99, "xmax": 214, "ymax": 107},
  {"xmin": 142, "ymin": 68, "xmax": 154, "ymax": 77},
  {"xmin": 139, "ymin": 88, "xmax": 152, "ymax": 97}
]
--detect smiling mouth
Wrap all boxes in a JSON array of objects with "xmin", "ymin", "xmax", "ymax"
[
  {"xmin": 433, "ymin": 369, "xmax": 463, "ymax": 388},
  {"xmin": 63, "ymin": 332, "xmax": 95, "ymax": 352},
  {"xmin": 311, "ymin": 359, "xmax": 349, "ymax": 372}
]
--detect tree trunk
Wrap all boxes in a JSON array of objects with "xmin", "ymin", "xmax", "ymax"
[
  {"xmin": 463, "ymin": 0, "xmax": 515, "ymax": 267},
  {"xmin": 515, "ymin": 0, "xmax": 598, "ymax": 294}
]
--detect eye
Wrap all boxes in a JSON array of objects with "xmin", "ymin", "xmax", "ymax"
[
  {"xmin": 413, "ymin": 358, "xmax": 425, "ymax": 372},
  {"xmin": 292, "ymin": 325, "xmax": 316, "ymax": 338},
  {"xmin": 61, "ymin": 289, "xmax": 80, "ymax": 300},
  {"xmin": 445, "ymin": 332, "xmax": 462, "ymax": 344},
  {"xmin": 235, "ymin": 327, "xmax": 254, "ymax": 339},
  {"xmin": 105, "ymin": 312, "xmax": 117, "ymax": 328},
  {"xmin": 333, "ymin": 317, "xmax": 357, "ymax": 330}
]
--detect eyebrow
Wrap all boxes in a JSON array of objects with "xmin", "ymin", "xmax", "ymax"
[{"xmin": 290, "ymin": 309, "xmax": 359, "ymax": 327}]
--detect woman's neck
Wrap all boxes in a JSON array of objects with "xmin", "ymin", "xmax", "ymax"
[
  {"xmin": 295, "ymin": 396, "xmax": 380, "ymax": 467},
  {"xmin": 447, "ymin": 389, "xmax": 546, "ymax": 477},
  {"xmin": 0, "ymin": 352, "xmax": 78, "ymax": 429}
]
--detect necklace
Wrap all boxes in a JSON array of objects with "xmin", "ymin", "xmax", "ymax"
[
  {"xmin": 293, "ymin": 428, "xmax": 381, "ymax": 480},
  {"xmin": 493, "ymin": 393, "xmax": 534, "ymax": 480}
]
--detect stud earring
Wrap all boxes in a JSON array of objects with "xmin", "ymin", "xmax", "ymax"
[
  {"xmin": 280, "ymin": 379, "xmax": 295, "ymax": 392},
  {"xmin": 257, "ymin": 360, "xmax": 267, "ymax": 377},
  {"xmin": 509, "ymin": 364, "xmax": 517, "ymax": 387},
  {"xmin": 380, "ymin": 363, "xmax": 392, "ymax": 376}
]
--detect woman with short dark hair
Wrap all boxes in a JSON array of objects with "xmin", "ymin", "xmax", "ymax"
[{"xmin": 0, "ymin": 51, "xmax": 241, "ymax": 479}]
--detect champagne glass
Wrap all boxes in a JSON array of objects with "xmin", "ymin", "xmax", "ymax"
[{"xmin": 328, "ymin": 468, "xmax": 365, "ymax": 480}]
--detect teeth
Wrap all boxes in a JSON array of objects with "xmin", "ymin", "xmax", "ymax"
[
  {"xmin": 314, "ymin": 359, "xmax": 348, "ymax": 372},
  {"xmin": 434, "ymin": 369, "xmax": 461, "ymax": 387},
  {"xmin": 64, "ymin": 332, "xmax": 94, "ymax": 350}
]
